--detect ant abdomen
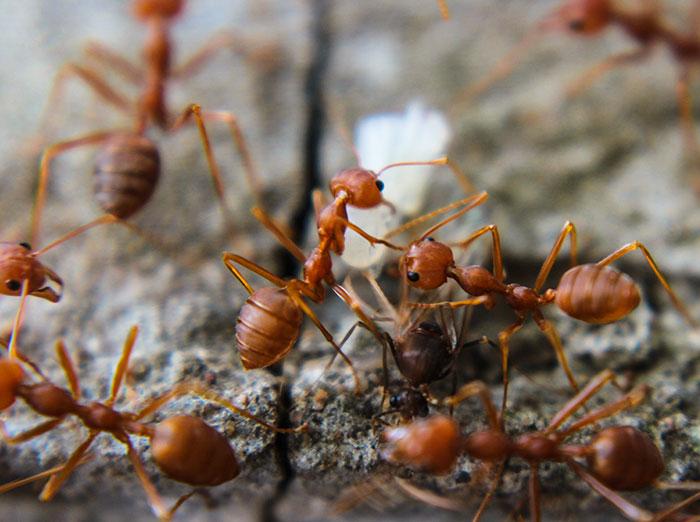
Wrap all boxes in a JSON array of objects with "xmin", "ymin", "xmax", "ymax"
[
  {"xmin": 150, "ymin": 415, "xmax": 240, "ymax": 486},
  {"xmin": 555, "ymin": 264, "xmax": 641, "ymax": 324},
  {"xmin": 380, "ymin": 415, "xmax": 462, "ymax": 475},
  {"xmin": 586, "ymin": 426, "xmax": 664, "ymax": 491},
  {"xmin": 394, "ymin": 322, "xmax": 453, "ymax": 386},
  {"xmin": 235, "ymin": 287, "xmax": 303, "ymax": 369},
  {"xmin": 93, "ymin": 133, "xmax": 160, "ymax": 220}
]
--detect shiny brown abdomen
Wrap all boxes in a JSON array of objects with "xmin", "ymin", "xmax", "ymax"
[
  {"xmin": 586, "ymin": 426, "xmax": 664, "ymax": 491},
  {"xmin": 555, "ymin": 264, "xmax": 640, "ymax": 323},
  {"xmin": 235, "ymin": 287, "xmax": 303, "ymax": 369},
  {"xmin": 93, "ymin": 133, "xmax": 160, "ymax": 219},
  {"xmin": 150, "ymin": 415, "xmax": 239, "ymax": 486}
]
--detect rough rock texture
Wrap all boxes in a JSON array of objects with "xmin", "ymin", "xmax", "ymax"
[{"xmin": 0, "ymin": 1, "xmax": 699, "ymax": 522}]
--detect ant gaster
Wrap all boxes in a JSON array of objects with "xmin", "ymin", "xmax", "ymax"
[
  {"xmin": 31, "ymin": 0, "xmax": 265, "ymax": 245},
  {"xmin": 0, "ymin": 325, "xmax": 306, "ymax": 520},
  {"xmin": 381, "ymin": 371, "xmax": 700, "ymax": 521},
  {"xmin": 402, "ymin": 219, "xmax": 696, "ymax": 416}
]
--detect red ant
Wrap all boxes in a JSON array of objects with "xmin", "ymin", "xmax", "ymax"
[
  {"xmin": 400, "ymin": 218, "xmax": 696, "ymax": 417},
  {"xmin": 381, "ymin": 371, "xmax": 700, "ymax": 521},
  {"xmin": 451, "ymin": 0, "xmax": 700, "ymax": 163},
  {"xmin": 30, "ymin": 0, "xmax": 265, "ymax": 246},
  {"xmin": 0, "ymin": 325, "xmax": 306, "ymax": 520}
]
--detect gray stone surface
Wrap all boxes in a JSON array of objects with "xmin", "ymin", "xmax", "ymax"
[{"xmin": 0, "ymin": 1, "xmax": 699, "ymax": 522}]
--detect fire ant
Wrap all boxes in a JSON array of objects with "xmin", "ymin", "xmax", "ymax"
[
  {"xmin": 0, "ymin": 325, "xmax": 306, "ymax": 520},
  {"xmin": 30, "ymin": 0, "xmax": 265, "ymax": 245},
  {"xmin": 401, "ymin": 218, "xmax": 696, "ymax": 417},
  {"xmin": 452, "ymin": 0, "xmax": 700, "ymax": 160},
  {"xmin": 380, "ymin": 371, "xmax": 700, "ymax": 521}
]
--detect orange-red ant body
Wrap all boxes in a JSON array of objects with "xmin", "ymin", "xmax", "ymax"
[
  {"xmin": 381, "ymin": 372, "xmax": 700, "ymax": 521},
  {"xmin": 400, "ymin": 219, "xmax": 696, "ymax": 415},
  {"xmin": 31, "ymin": 0, "xmax": 263, "ymax": 245},
  {"xmin": 0, "ymin": 325, "xmax": 305, "ymax": 520}
]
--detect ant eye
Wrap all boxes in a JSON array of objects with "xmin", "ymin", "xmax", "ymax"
[
  {"xmin": 19, "ymin": 242, "xmax": 31, "ymax": 250},
  {"xmin": 375, "ymin": 180, "xmax": 384, "ymax": 191},
  {"xmin": 568, "ymin": 19, "xmax": 584, "ymax": 31},
  {"xmin": 389, "ymin": 395, "xmax": 400, "ymax": 408},
  {"xmin": 5, "ymin": 280, "xmax": 21, "ymax": 292},
  {"xmin": 407, "ymin": 271, "xmax": 420, "ymax": 282},
  {"xmin": 427, "ymin": 237, "xmax": 435, "ymax": 242}
]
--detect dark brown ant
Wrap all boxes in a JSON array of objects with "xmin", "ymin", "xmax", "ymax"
[
  {"xmin": 452, "ymin": 0, "xmax": 700, "ymax": 161},
  {"xmin": 401, "ymin": 219, "xmax": 696, "ymax": 416},
  {"xmin": 30, "ymin": 0, "xmax": 265, "ymax": 245},
  {"xmin": 0, "ymin": 325, "xmax": 306, "ymax": 521},
  {"xmin": 381, "ymin": 371, "xmax": 700, "ymax": 521}
]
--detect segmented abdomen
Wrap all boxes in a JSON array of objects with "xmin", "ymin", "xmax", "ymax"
[
  {"xmin": 235, "ymin": 287, "xmax": 303, "ymax": 369},
  {"xmin": 555, "ymin": 264, "xmax": 640, "ymax": 324},
  {"xmin": 93, "ymin": 133, "xmax": 160, "ymax": 219}
]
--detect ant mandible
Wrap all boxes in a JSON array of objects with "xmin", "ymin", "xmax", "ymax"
[
  {"xmin": 0, "ymin": 325, "xmax": 306, "ymax": 521},
  {"xmin": 381, "ymin": 371, "xmax": 700, "ymax": 521},
  {"xmin": 31, "ymin": 0, "xmax": 265, "ymax": 246},
  {"xmin": 400, "ymin": 218, "xmax": 696, "ymax": 417}
]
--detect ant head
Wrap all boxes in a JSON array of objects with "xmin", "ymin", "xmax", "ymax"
[
  {"xmin": 402, "ymin": 238, "xmax": 454, "ymax": 290},
  {"xmin": 131, "ymin": 0, "xmax": 185, "ymax": 21},
  {"xmin": 0, "ymin": 358, "xmax": 25, "ymax": 410},
  {"xmin": 586, "ymin": 426, "xmax": 664, "ymax": 490},
  {"xmin": 0, "ymin": 243, "xmax": 33, "ymax": 298},
  {"xmin": 380, "ymin": 414, "xmax": 462, "ymax": 474},
  {"xmin": 329, "ymin": 168, "xmax": 384, "ymax": 208},
  {"xmin": 558, "ymin": 0, "xmax": 611, "ymax": 35},
  {"xmin": 389, "ymin": 388, "xmax": 429, "ymax": 418}
]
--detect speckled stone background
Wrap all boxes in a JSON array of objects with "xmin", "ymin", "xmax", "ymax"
[{"xmin": 0, "ymin": 1, "xmax": 698, "ymax": 521}]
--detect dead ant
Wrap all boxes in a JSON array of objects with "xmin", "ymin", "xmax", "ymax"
[
  {"xmin": 401, "ymin": 218, "xmax": 696, "ymax": 417},
  {"xmin": 30, "ymin": 0, "xmax": 265, "ymax": 245},
  {"xmin": 452, "ymin": 0, "xmax": 700, "ymax": 160},
  {"xmin": 381, "ymin": 371, "xmax": 700, "ymax": 521},
  {"xmin": 0, "ymin": 325, "xmax": 306, "ymax": 521}
]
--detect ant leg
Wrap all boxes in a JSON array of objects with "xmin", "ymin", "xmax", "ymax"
[
  {"xmin": 567, "ymin": 460, "xmax": 653, "ymax": 521},
  {"xmin": 450, "ymin": 224, "xmax": 506, "ymax": 283},
  {"xmin": 532, "ymin": 312, "xmax": 580, "ymax": 393},
  {"xmin": 441, "ymin": 380, "xmax": 499, "ymax": 430},
  {"xmin": 166, "ymin": 491, "xmax": 198, "ymax": 520},
  {"xmin": 82, "ymin": 40, "xmax": 142, "ymax": 85},
  {"xmin": 385, "ymin": 191, "xmax": 489, "ymax": 240},
  {"xmin": 557, "ymin": 384, "xmax": 650, "ymax": 439},
  {"xmin": 221, "ymin": 252, "xmax": 288, "ymax": 295},
  {"xmin": 31, "ymin": 131, "xmax": 115, "ymax": 245},
  {"xmin": 131, "ymin": 381, "xmax": 306, "ymax": 433},
  {"xmin": 252, "ymin": 206, "xmax": 307, "ymax": 263},
  {"xmin": 497, "ymin": 320, "xmax": 524, "ymax": 423},
  {"xmin": 394, "ymin": 477, "xmax": 467, "ymax": 511},
  {"xmin": 564, "ymin": 47, "xmax": 650, "ymax": 99},
  {"xmin": 409, "ymin": 295, "xmax": 492, "ymax": 311},
  {"xmin": 55, "ymin": 339, "xmax": 81, "ymax": 400},
  {"xmin": 40, "ymin": 431, "xmax": 98, "ymax": 501},
  {"xmin": 436, "ymin": 0, "xmax": 450, "ymax": 20},
  {"xmin": 529, "ymin": 464, "xmax": 541, "ymax": 522},
  {"xmin": 332, "ymin": 216, "xmax": 404, "ymax": 252},
  {"xmin": 169, "ymin": 104, "xmax": 240, "ymax": 237},
  {"xmin": 0, "ymin": 461, "xmax": 78, "ymax": 495},
  {"xmin": 106, "ymin": 326, "xmax": 139, "ymax": 407},
  {"xmin": 473, "ymin": 459, "xmax": 506, "ymax": 522},
  {"xmin": 287, "ymin": 283, "xmax": 362, "ymax": 395},
  {"xmin": 596, "ymin": 241, "xmax": 697, "ymax": 327},
  {"xmin": 0, "ymin": 418, "xmax": 64, "ymax": 444},
  {"xmin": 544, "ymin": 369, "xmax": 616, "ymax": 433},
  {"xmin": 677, "ymin": 65, "xmax": 699, "ymax": 158},
  {"xmin": 123, "ymin": 437, "xmax": 170, "ymax": 520},
  {"xmin": 653, "ymin": 490, "xmax": 700, "ymax": 522},
  {"xmin": 532, "ymin": 221, "xmax": 577, "ymax": 292},
  {"xmin": 7, "ymin": 280, "xmax": 30, "ymax": 360}
]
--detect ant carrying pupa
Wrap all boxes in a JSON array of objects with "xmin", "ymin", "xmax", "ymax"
[
  {"xmin": 30, "ymin": 0, "xmax": 270, "ymax": 247},
  {"xmin": 380, "ymin": 370, "xmax": 700, "ymax": 521},
  {"xmin": 0, "ymin": 325, "xmax": 306, "ymax": 521}
]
